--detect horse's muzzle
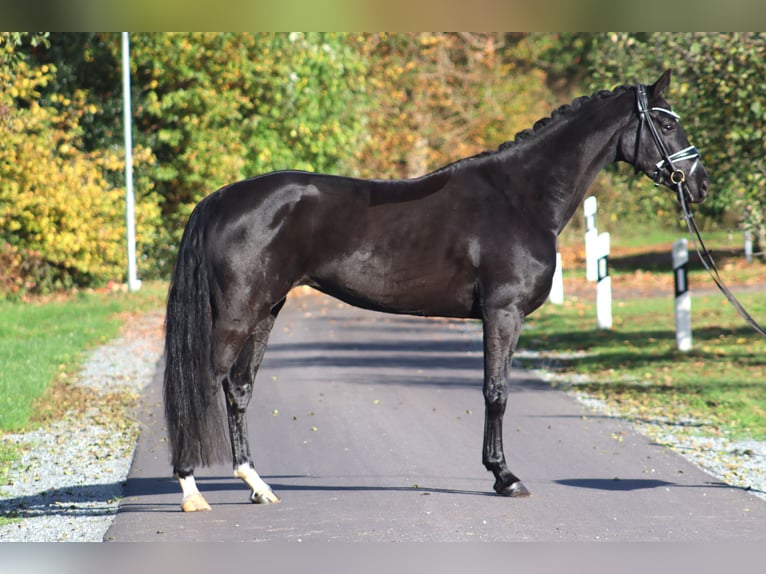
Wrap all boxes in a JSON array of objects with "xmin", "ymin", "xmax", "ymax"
[
  {"xmin": 679, "ymin": 162, "xmax": 709, "ymax": 204},
  {"xmin": 690, "ymin": 175, "xmax": 709, "ymax": 204}
]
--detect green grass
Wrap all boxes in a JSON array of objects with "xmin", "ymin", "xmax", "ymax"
[
  {"xmin": 558, "ymin": 217, "xmax": 691, "ymax": 247},
  {"xmin": 609, "ymin": 225, "xmax": 735, "ymax": 252},
  {"xmin": 520, "ymin": 291, "xmax": 766, "ymax": 441},
  {"xmin": 0, "ymin": 282, "xmax": 166, "ymax": 432}
]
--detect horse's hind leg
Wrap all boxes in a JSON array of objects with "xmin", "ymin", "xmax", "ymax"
[{"xmin": 219, "ymin": 304, "xmax": 283, "ymax": 505}]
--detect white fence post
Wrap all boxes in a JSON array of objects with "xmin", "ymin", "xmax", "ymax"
[
  {"xmin": 596, "ymin": 232, "xmax": 612, "ymax": 329},
  {"xmin": 549, "ymin": 252, "xmax": 564, "ymax": 305},
  {"xmin": 673, "ymin": 238, "xmax": 692, "ymax": 352},
  {"xmin": 584, "ymin": 196, "xmax": 598, "ymax": 282},
  {"xmin": 745, "ymin": 230, "xmax": 753, "ymax": 264}
]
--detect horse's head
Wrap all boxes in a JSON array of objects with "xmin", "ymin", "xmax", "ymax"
[{"xmin": 622, "ymin": 69, "xmax": 709, "ymax": 204}]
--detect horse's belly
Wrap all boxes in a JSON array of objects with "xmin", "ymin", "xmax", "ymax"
[{"xmin": 306, "ymin": 257, "xmax": 477, "ymax": 318}]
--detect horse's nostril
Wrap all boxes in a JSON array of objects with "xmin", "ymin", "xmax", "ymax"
[{"xmin": 700, "ymin": 179, "xmax": 709, "ymax": 199}]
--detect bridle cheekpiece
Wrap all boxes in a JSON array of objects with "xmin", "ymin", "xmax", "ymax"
[{"xmin": 634, "ymin": 83, "xmax": 701, "ymax": 202}]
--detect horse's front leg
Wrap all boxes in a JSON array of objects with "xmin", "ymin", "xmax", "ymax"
[{"xmin": 482, "ymin": 306, "xmax": 531, "ymax": 497}]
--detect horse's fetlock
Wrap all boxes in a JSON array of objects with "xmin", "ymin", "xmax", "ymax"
[{"xmin": 174, "ymin": 466, "xmax": 194, "ymax": 479}]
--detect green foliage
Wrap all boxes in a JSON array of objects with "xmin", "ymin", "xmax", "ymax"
[
  {"xmin": 124, "ymin": 32, "xmax": 370, "ymax": 263},
  {"xmin": 5, "ymin": 32, "xmax": 766, "ymax": 294},
  {"xmin": 0, "ymin": 33, "xmax": 48, "ymax": 72},
  {"xmin": 355, "ymin": 33, "xmax": 558, "ymax": 179},
  {"xmin": 537, "ymin": 33, "xmax": 766, "ymax": 238},
  {"xmin": 7, "ymin": 32, "xmax": 370, "ymax": 286},
  {"xmin": 31, "ymin": 33, "xmax": 126, "ymax": 157},
  {"xmin": 0, "ymin": 33, "xmax": 162, "ymax": 296}
]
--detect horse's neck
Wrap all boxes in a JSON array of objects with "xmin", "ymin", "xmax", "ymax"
[{"xmin": 507, "ymin": 98, "xmax": 629, "ymax": 234}]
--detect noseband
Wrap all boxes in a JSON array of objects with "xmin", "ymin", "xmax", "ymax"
[{"xmin": 634, "ymin": 83, "xmax": 700, "ymax": 202}]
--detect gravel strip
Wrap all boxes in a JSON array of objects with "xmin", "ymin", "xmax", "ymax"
[{"xmin": 0, "ymin": 310, "xmax": 164, "ymax": 542}]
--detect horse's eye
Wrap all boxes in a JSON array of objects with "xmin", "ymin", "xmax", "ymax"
[{"xmin": 662, "ymin": 122, "xmax": 676, "ymax": 132}]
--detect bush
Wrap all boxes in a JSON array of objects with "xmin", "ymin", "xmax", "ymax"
[{"xmin": 0, "ymin": 39, "xmax": 162, "ymax": 297}]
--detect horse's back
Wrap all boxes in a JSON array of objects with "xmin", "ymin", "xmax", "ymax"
[
  {"xmin": 206, "ymin": 169, "xmax": 457, "ymax": 253},
  {"xmin": 201, "ymin": 169, "xmax": 481, "ymax": 315}
]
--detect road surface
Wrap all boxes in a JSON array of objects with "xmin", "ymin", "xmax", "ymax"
[{"xmin": 106, "ymin": 292, "xmax": 766, "ymax": 541}]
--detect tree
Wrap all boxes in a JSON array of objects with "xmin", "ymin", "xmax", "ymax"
[
  {"xmin": 29, "ymin": 33, "xmax": 373, "ymax": 276},
  {"xmin": 354, "ymin": 33, "xmax": 559, "ymax": 179},
  {"xmin": 0, "ymin": 33, "xmax": 160, "ymax": 295},
  {"xmin": 124, "ymin": 33, "xmax": 370, "ymax": 252},
  {"xmin": 549, "ymin": 33, "xmax": 766, "ymax": 247}
]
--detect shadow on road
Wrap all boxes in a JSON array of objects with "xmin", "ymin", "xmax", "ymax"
[
  {"xmin": 555, "ymin": 477, "xmax": 764, "ymax": 495},
  {"xmin": 0, "ymin": 481, "xmax": 124, "ymax": 520}
]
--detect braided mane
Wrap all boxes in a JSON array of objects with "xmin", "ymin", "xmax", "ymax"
[
  {"xmin": 432, "ymin": 84, "xmax": 632, "ymax": 175},
  {"xmin": 501, "ymin": 85, "xmax": 631, "ymax": 151}
]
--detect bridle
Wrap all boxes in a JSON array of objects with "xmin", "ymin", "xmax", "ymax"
[
  {"xmin": 634, "ymin": 83, "xmax": 701, "ymax": 202},
  {"xmin": 633, "ymin": 83, "xmax": 766, "ymax": 337}
]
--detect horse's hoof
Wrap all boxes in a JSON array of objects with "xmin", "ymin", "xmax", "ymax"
[
  {"xmin": 251, "ymin": 489, "xmax": 281, "ymax": 504},
  {"xmin": 181, "ymin": 492, "xmax": 212, "ymax": 512},
  {"xmin": 497, "ymin": 481, "xmax": 531, "ymax": 498}
]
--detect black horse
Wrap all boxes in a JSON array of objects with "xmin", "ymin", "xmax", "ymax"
[{"xmin": 164, "ymin": 70, "xmax": 708, "ymax": 511}]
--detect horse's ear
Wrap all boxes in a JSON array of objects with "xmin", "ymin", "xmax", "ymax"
[{"xmin": 652, "ymin": 69, "xmax": 672, "ymax": 97}]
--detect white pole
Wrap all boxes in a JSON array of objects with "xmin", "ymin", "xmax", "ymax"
[
  {"xmin": 549, "ymin": 252, "xmax": 564, "ymax": 305},
  {"xmin": 584, "ymin": 196, "xmax": 598, "ymax": 282},
  {"xmin": 745, "ymin": 230, "xmax": 753, "ymax": 264},
  {"xmin": 123, "ymin": 32, "xmax": 141, "ymax": 292},
  {"xmin": 673, "ymin": 238, "xmax": 692, "ymax": 351},
  {"xmin": 596, "ymin": 232, "xmax": 612, "ymax": 329}
]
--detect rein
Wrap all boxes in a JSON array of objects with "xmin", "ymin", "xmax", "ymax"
[
  {"xmin": 636, "ymin": 83, "xmax": 766, "ymax": 338},
  {"xmin": 676, "ymin": 184, "xmax": 766, "ymax": 337}
]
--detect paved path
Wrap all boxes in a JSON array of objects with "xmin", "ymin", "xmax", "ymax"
[{"xmin": 106, "ymin": 293, "xmax": 766, "ymax": 542}]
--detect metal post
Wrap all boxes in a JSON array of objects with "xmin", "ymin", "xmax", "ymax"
[
  {"xmin": 123, "ymin": 32, "xmax": 141, "ymax": 292},
  {"xmin": 584, "ymin": 196, "xmax": 598, "ymax": 282},
  {"xmin": 596, "ymin": 232, "xmax": 612, "ymax": 329},
  {"xmin": 673, "ymin": 238, "xmax": 692, "ymax": 351},
  {"xmin": 549, "ymin": 252, "xmax": 564, "ymax": 305}
]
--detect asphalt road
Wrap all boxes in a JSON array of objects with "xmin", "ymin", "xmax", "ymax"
[{"xmin": 106, "ymin": 292, "xmax": 766, "ymax": 542}]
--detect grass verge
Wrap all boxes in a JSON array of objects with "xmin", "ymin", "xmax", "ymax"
[
  {"xmin": 0, "ymin": 281, "xmax": 165, "ymax": 432},
  {"xmin": 0, "ymin": 281, "xmax": 166, "ymax": 502},
  {"xmin": 519, "ymin": 289, "xmax": 766, "ymax": 441}
]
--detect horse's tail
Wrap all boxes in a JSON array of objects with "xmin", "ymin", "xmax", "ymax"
[{"xmin": 163, "ymin": 194, "xmax": 229, "ymax": 471}]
